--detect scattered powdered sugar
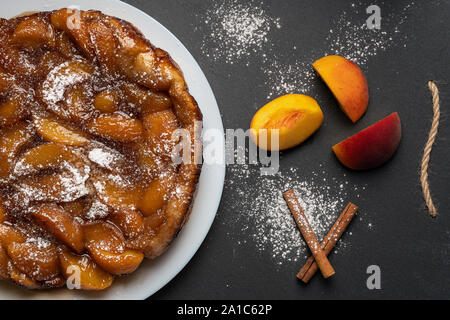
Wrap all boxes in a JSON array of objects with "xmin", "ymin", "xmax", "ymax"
[
  {"xmin": 85, "ymin": 199, "xmax": 110, "ymax": 220},
  {"xmin": 199, "ymin": 0, "xmax": 281, "ymax": 65},
  {"xmin": 325, "ymin": 2, "xmax": 414, "ymax": 66},
  {"xmin": 41, "ymin": 60, "xmax": 92, "ymax": 116},
  {"xmin": 88, "ymin": 147, "xmax": 117, "ymax": 170},
  {"xmin": 224, "ymin": 164, "xmax": 366, "ymax": 265},
  {"xmin": 199, "ymin": 1, "xmax": 415, "ymax": 98},
  {"xmin": 264, "ymin": 60, "xmax": 316, "ymax": 99},
  {"xmin": 14, "ymin": 161, "xmax": 91, "ymax": 206}
]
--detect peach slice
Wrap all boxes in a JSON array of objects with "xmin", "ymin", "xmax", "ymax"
[
  {"xmin": 59, "ymin": 251, "xmax": 114, "ymax": 290},
  {"xmin": 313, "ymin": 55, "xmax": 369, "ymax": 123},
  {"xmin": 6, "ymin": 242, "xmax": 59, "ymax": 281},
  {"xmin": 93, "ymin": 177, "xmax": 143, "ymax": 211},
  {"xmin": 34, "ymin": 116, "xmax": 89, "ymax": 146},
  {"xmin": 250, "ymin": 94, "xmax": 324, "ymax": 151},
  {"xmin": 137, "ymin": 175, "xmax": 175, "ymax": 217},
  {"xmin": 14, "ymin": 143, "xmax": 73, "ymax": 176},
  {"xmin": 11, "ymin": 17, "xmax": 56, "ymax": 49},
  {"xmin": 61, "ymin": 200, "xmax": 85, "ymax": 219},
  {"xmin": 88, "ymin": 114, "xmax": 144, "ymax": 142},
  {"xmin": 332, "ymin": 112, "xmax": 401, "ymax": 170},
  {"xmin": 109, "ymin": 209, "xmax": 145, "ymax": 238},
  {"xmin": 8, "ymin": 263, "xmax": 41, "ymax": 289},
  {"xmin": 0, "ymin": 122, "xmax": 33, "ymax": 181},
  {"xmin": 0, "ymin": 97, "xmax": 26, "ymax": 127},
  {"xmin": 121, "ymin": 83, "xmax": 172, "ymax": 114},
  {"xmin": 31, "ymin": 204, "xmax": 84, "ymax": 253},
  {"xmin": 83, "ymin": 221, "xmax": 126, "ymax": 254},
  {"xmin": 94, "ymin": 89, "xmax": 120, "ymax": 113},
  {"xmin": 83, "ymin": 221, "xmax": 143, "ymax": 275},
  {"xmin": 87, "ymin": 246, "xmax": 144, "ymax": 275},
  {"xmin": 142, "ymin": 110, "xmax": 179, "ymax": 159},
  {"xmin": 0, "ymin": 225, "xmax": 26, "ymax": 248},
  {"xmin": 63, "ymin": 86, "xmax": 92, "ymax": 122}
]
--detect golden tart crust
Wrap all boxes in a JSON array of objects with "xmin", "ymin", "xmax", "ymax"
[{"xmin": 0, "ymin": 8, "xmax": 202, "ymax": 290}]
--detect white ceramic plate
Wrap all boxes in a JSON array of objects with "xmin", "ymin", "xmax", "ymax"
[{"xmin": 0, "ymin": 0, "xmax": 225, "ymax": 300}]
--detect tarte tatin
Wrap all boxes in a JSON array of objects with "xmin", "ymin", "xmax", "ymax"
[{"xmin": 0, "ymin": 8, "xmax": 202, "ymax": 290}]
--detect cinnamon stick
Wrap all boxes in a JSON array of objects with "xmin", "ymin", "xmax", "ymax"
[
  {"xmin": 283, "ymin": 190, "xmax": 335, "ymax": 279},
  {"xmin": 297, "ymin": 202, "xmax": 358, "ymax": 283}
]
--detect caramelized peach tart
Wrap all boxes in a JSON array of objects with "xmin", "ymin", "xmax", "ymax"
[{"xmin": 0, "ymin": 9, "xmax": 202, "ymax": 290}]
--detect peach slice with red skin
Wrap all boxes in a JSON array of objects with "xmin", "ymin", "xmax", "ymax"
[
  {"xmin": 332, "ymin": 112, "xmax": 401, "ymax": 170},
  {"xmin": 250, "ymin": 94, "xmax": 324, "ymax": 151},
  {"xmin": 313, "ymin": 55, "xmax": 369, "ymax": 123}
]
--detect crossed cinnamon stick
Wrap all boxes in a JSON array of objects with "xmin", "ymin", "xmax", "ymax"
[{"xmin": 283, "ymin": 189, "xmax": 358, "ymax": 283}]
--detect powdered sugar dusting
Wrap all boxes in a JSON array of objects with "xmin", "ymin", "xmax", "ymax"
[
  {"xmin": 199, "ymin": 1, "xmax": 414, "ymax": 99},
  {"xmin": 225, "ymin": 164, "xmax": 366, "ymax": 265},
  {"xmin": 200, "ymin": 0, "xmax": 281, "ymax": 65}
]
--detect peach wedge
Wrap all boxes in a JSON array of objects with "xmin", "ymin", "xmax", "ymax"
[
  {"xmin": 332, "ymin": 112, "xmax": 401, "ymax": 170},
  {"xmin": 250, "ymin": 94, "xmax": 324, "ymax": 151},
  {"xmin": 313, "ymin": 55, "xmax": 369, "ymax": 123}
]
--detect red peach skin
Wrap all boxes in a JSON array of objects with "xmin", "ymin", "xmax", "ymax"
[
  {"xmin": 332, "ymin": 112, "xmax": 401, "ymax": 170},
  {"xmin": 313, "ymin": 55, "xmax": 369, "ymax": 123}
]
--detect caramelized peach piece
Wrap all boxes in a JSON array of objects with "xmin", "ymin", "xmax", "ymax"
[
  {"xmin": 8, "ymin": 263, "xmax": 41, "ymax": 289},
  {"xmin": 0, "ymin": 244, "xmax": 8, "ymax": 279},
  {"xmin": 83, "ymin": 221, "xmax": 125, "ymax": 254},
  {"xmin": 14, "ymin": 143, "xmax": 73, "ymax": 175},
  {"xmin": 59, "ymin": 251, "xmax": 114, "ymax": 290},
  {"xmin": 121, "ymin": 83, "xmax": 171, "ymax": 114},
  {"xmin": 7, "ymin": 242, "xmax": 59, "ymax": 281},
  {"xmin": 61, "ymin": 200, "xmax": 85, "ymax": 219},
  {"xmin": 109, "ymin": 210, "xmax": 145, "ymax": 238},
  {"xmin": 0, "ymin": 97, "xmax": 26, "ymax": 127},
  {"xmin": 63, "ymin": 86, "xmax": 92, "ymax": 122},
  {"xmin": 137, "ymin": 175, "xmax": 175, "ymax": 217},
  {"xmin": 142, "ymin": 110, "xmax": 179, "ymax": 157},
  {"xmin": 11, "ymin": 17, "xmax": 55, "ymax": 49},
  {"xmin": 88, "ymin": 246, "xmax": 144, "ymax": 275},
  {"xmin": 88, "ymin": 114, "xmax": 143, "ymax": 142},
  {"xmin": 0, "ymin": 122, "xmax": 32, "ymax": 181},
  {"xmin": 93, "ymin": 177, "xmax": 143, "ymax": 211},
  {"xmin": 34, "ymin": 116, "xmax": 89, "ymax": 146},
  {"xmin": 313, "ymin": 55, "xmax": 369, "ymax": 123},
  {"xmin": 84, "ymin": 221, "xmax": 143, "ymax": 275},
  {"xmin": 94, "ymin": 89, "xmax": 119, "ymax": 113},
  {"xmin": 31, "ymin": 204, "xmax": 84, "ymax": 253},
  {"xmin": 0, "ymin": 201, "xmax": 6, "ymax": 223},
  {"xmin": 250, "ymin": 94, "xmax": 324, "ymax": 151},
  {"xmin": 0, "ymin": 224, "xmax": 26, "ymax": 248},
  {"xmin": 136, "ymin": 143, "xmax": 161, "ymax": 177}
]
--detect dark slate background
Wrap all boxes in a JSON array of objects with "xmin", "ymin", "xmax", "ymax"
[{"xmin": 121, "ymin": 0, "xmax": 450, "ymax": 299}]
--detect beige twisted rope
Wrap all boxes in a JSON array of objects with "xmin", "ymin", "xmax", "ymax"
[{"xmin": 421, "ymin": 81, "xmax": 441, "ymax": 217}]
